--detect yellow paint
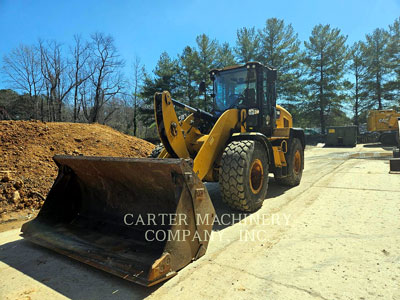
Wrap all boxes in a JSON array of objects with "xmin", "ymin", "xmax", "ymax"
[
  {"xmin": 272, "ymin": 146, "xmax": 287, "ymax": 167},
  {"xmin": 271, "ymin": 128, "xmax": 290, "ymax": 138},
  {"xmin": 158, "ymin": 91, "xmax": 190, "ymax": 158},
  {"xmin": 204, "ymin": 167, "xmax": 216, "ymax": 182},
  {"xmin": 240, "ymin": 109, "xmax": 247, "ymax": 132},
  {"xmin": 276, "ymin": 105, "xmax": 293, "ymax": 129},
  {"xmin": 153, "ymin": 91, "xmax": 296, "ymax": 181},
  {"xmin": 179, "ymin": 114, "xmax": 203, "ymax": 156},
  {"xmin": 193, "ymin": 109, "xmax": 240, "ymax": 180},
  {"xmin": 191, "ymin": 135, "xmax": 208, "ymax": 153},
  {"xmin": 158, "ymin": 148, "xmax": 170, "ymax": 158},
  {"xmin": 367, "ymin": 110, "xmax": 400, "ymax": 132}
]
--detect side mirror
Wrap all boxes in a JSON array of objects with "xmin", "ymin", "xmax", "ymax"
[{"xmin": 199, "ymin": 81, "xmax": 206, "ymax": 93}]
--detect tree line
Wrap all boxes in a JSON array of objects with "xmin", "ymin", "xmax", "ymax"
[{"xmin": 1, "ymin": 18, "xmax": 399, "ymax": 137}]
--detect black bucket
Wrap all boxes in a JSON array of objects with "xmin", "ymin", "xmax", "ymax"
[{"xmin": 21, "ymin": 156, "xmax": 215, "ymax": 286}]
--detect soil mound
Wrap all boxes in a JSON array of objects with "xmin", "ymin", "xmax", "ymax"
[{"xmin": 0, "ymin": 120, "xmax": 154, "ymax": 220}]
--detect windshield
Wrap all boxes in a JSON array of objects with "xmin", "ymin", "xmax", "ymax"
[{"xmin": 213, "ymin": 67, "xmax": 257, "ymax": 112}]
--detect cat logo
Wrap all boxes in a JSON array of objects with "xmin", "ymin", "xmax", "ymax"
[{"xmin": 378, "ymin": 117, "xmax": 389, "ymax": 123}]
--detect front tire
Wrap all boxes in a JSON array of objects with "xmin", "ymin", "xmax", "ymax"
[
  {"xmin": 275, "ymin": 138, "xmax": 304, "ymax": 186},
  {"xmin": 219, "ymin": 140, "xmax": 269, "ymax": 212}
]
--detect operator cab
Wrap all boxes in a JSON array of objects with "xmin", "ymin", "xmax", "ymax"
[
  {"xmin": 210, "ymin": 62, "xmax": 277, "ymax": 134},
  {"xmin": 212, "ymin": 66, "xmax": 257, "ymax": 112}
]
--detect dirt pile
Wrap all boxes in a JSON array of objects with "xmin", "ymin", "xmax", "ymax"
[{"xmin": 0, "ymin": 120, "xmax": 154, "ymax": 220}]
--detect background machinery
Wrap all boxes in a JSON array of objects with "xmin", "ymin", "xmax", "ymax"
[
  {"xmin": 21, "ymin": 62, "xmax": 305, "ymax": 286},
  {"xmin": 367, "ymin": 109, "xmax": 400, "ymax": 146}
]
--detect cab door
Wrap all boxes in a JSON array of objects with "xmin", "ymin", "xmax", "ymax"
[{"xmin": 260, "ymin": 67, "xmax": 277, "ymax": 136}]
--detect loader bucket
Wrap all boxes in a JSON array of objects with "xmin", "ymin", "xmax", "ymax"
[{"xmin": 21, "ymin": 156, "xmax": 215, "ymax": 286}]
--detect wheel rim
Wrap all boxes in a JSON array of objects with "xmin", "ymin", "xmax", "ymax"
[
  {"xmin": 249, "ymin": 159, "xmax": 264, "ymax": 194},
  {"xmin": 294, "ymin": 150, "xmax": 301, "ymax": 174}
]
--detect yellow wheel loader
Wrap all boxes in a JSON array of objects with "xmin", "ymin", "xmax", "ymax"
[
  {"xmin": 21, "ymin": 62, "xmax": 304, "ymax": 286},
  {"xmin": 367, "ymin": 109, "xmax": 400, "ymax": 146}
]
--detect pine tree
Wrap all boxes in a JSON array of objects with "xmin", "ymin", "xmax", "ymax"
[
  {"xmin": 139, "ymin": 52, "xmax": 180, "ymax": 126},
  {"xmin": 234, "ymin": 27, "xmax": 260, "ymax": 63},
  {"xmin": 178, "ymin": 46, "xmax": 200, "ymax": 107},
  {"xmin": 386, "ymin": 17, "xmax": 400, "ymax": 106},
  {"xmin": 215, "ymin": 42, "xmax": 236, "ymax": 68},
  {"xmin": 361, "ymin": 28, "xmax": 391, "ymax": 110},
  {"xmin": 195, "ymin": 34, "xmax": 218, "ymax": 111},
  {"xmin": 349, "ymin": 42, "xmax": 368, "ymax": 125},
  {"xmin": 258, "ymin": 18, "xmax": 304, "ymax": 106},
  {"xmin": 304, "ymin": 24, "xmax": 348, "ymax": 133}
]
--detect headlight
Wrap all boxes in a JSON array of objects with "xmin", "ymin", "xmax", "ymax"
[{"xmin": 248, "ymin": 108, "xmax": 259, "ymax": 115}]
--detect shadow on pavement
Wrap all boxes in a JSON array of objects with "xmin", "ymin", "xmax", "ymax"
[
  {"xmin": 0, "ymin": 238, "xmax": 160, "ymax": 299},
  {"xmin": 0, "ymin": 177, "xmax": 291, "ymax": 299},
  {"xmin": 206, "ymin": 177, "xmax": 292, "ymax": 231},
  {"xmin": 362, "ymin": 143, "xmax": 394, "ymax": 151},
  {"xmin": 323, "ymin": 145, "xmax": 356, "ymax": 149},
  {"xmin": 0, "ymin": 240, "xmax": 162, "ymax": 299}
]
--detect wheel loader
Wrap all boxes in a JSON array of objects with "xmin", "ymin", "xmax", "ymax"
[
  {"xmin": 367, "ymin": 109, "xmax": 400, "ymax": 146},
  {"xmin": 21, "ymin": 62, "xmax": 305, "ymax": 286}
]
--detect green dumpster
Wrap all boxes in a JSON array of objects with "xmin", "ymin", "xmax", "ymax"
[{"xmin": 325, "ymin": 126, "xmax": 358, "ymax": 147}]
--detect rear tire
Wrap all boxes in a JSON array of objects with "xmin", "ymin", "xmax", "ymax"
[
  {"xmin": 149, "ymin": 143, "xmax": 164, "ymax": 158},
  {"xmin": 275, "ymin": 138, "xmax": 304, "ymax": 186},
  {"xmin": 219, "ymin": 140, "xmax": 269, "ymax": 212}
]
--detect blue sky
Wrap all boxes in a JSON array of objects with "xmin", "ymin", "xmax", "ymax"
[{"xmin": 0, "ymin": 0, "xmax": 399, "ymax": 89}]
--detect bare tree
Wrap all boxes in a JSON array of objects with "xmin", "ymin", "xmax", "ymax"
[
  {"xmin": 83, "ymin": 33, "xmax": 124, "ymax": 123},
  {"xmin": 131, "ymin": 56, "xmax": 144, "ymax": 136},
  {"xmin": 70, "ymin": 35, "xmax": 93, "ymax": 122},
  {"xmin": 79, "ymin": 79, "xmax": 90, "ymax": 121},
  {"xmin": 39, "ymin": 40, "xmax": 76, "ymax": 121},
  {"xmin": 1, "ymin": 44, "xmax": 43, "ymax": 119}
]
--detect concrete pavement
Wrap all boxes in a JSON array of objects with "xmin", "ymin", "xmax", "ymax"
[{"xmin": 0, "ymin": 145, "xmax": 399, "ymax": 300}]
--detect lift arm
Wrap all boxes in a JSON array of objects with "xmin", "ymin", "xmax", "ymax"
[{"xmin": 154, "ymin": 91, "xmax": 240, "ymax": 180}]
